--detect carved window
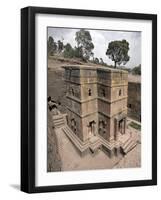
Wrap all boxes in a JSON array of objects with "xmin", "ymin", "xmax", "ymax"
[
  {"xmin": 128, "ymin": 104, "xmax": 132, "ymax": 108},
  {"xmin": 71, "ymin": 88, "xmax": 74, "ymax": 96},
  {"xmin": 71, "ymin": 119, "xmax": 74, "ymax": 128},
  {"xmin": 119, "ymin": 89, "xmax": 121, "ymax": 96},
  {"xmin": 99, "ymin": 120, "xmax": 103, "ymax": 129},
  {"xmin": 71, "ymin": 119, "xmax": 76, "ymax": 134},
  {"xmin": 88, "ymin": 89, "xmax": 92, "ymax": 96},
  {"xmin": 99, "ymin": 120, "xmax": 107, "ymax": 135},
  {"xmin": 102, "ymin": 88, "xmax": 105, "ymax": 97}
]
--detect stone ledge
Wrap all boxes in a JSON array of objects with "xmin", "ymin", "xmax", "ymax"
[
  {"xmin": 98, "ymin": 96, "xmax": 128, "ymax": 104},
  {"xmin": 62, "ymin": 125, "xmax": 123, "ymax": 158},
  {"xmin": 66, "ymin": 95, "xmax": 97, "ymax": 104},
  {"xmin": 66, "ymin": 106, "xmax": 98, "ymax": 118}
]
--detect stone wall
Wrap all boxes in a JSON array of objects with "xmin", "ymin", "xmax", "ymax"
[
  {"xmin": 111, "ymin": 85, "xmax": 128, "ymax": 101},
  {"xmin": 66, "ymin": 83, "xmax": 81, "ymax": 99},
  {"xmin": 66, "ymin": 109, "xmax": 83, "ymax": 140},
  {"xmin": 97, "ymin": 70, "xmax": 111, "ymax": 86},
  {"xmin": 81, "ymin": 99, "xmax": 98, "ymax": 116},
  {"xmin": 111, "ymin": 98, "xmax": 127, "ymax": 116},
  {"xmin": 97, "ymin": 84, "xmax": 111, "ymax": 99},
  {"xmin": 81, "ymin": 83, "xmax": 97, "ymax": 100},
  {"xmin": 111, "ymin": 71, "xmax": 128, "ymax": 86},
  {"xmin": 47, "ymin": 110, "xmax": 61, "ymax": 172},
  {"xmin": 66, "ymin": 97, "xmax": 82, "ymax": 114},
  {"xmin": 128, "ymin": 82, "xmax": 141, "ymax": 122},
  {"xmin": 98, "ymin": 99, "xmax": 110, "ymax": 116}
]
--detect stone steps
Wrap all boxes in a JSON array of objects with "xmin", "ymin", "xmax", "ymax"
[
  {"xmin": 121, "ymin": 134, "xmax": 138, "ymax": 154},
  {"xmin": 99, "ymin": 136, "xmax": 117, "ymax": 150},
  {"xmin": 62, "ymin": 125, "xmax": 138, "ymax": 157},
  {"xmin": 52, "ymin": 114, "xmax": 66, "ymax": 129},
  {"xmin": 62, "ymin": 126, "xmax": 89, "ymax": 153},
  {"xmin": 89, "ymin": 137, "xmax": 102, "ymax": 152},
  {"xmin": 123, "ymin": 140, "xmax": 137, "ymax": 154}
]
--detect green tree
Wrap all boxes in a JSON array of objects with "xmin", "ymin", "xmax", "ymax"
[
  {"xmin": 94, "ymin": 57, "xmax": 99, "ymax": 64},
  {"xmin": 63, "ymin": 43, "xmax": 74, "ymax": 58},
  {"xmin": 75, "ymin": 29, "xmax": 94, "ymax": 61},
  {"xmin": 132, "ymin": 64, "xmax": 141, "ymax": 75},
  {"xmin": 47, "ymin": 36, "xmax": 57, "ymax": 56},
  {"xmin": 47, "ymin": 36, "xmax": 54, "ymax": 56},
  {"xmin": 106, "ymin": 39, "xmax": 130, "ymax": 68},
  {"xmin": 57, "ymin": 40, "xmax": 64, "ymax": 53},
  {"xmin": 99, "ymin": 58, "xmax": 104, "ymax": 65},
  {"xmin": 74, "ymin": 46, "xmax": 83, "ymax": 58}
]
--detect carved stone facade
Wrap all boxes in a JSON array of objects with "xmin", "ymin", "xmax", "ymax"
[
  {"xmin": 97, "ymin": 68, "xmax": 128, "ymax": 142},
  {"xmin": 63, "ymin": 65, "xmax": 129, "ymax": 156},
  {"xmin": 64, "ymin": 66, "xmax": 98, "ymax": 142}
]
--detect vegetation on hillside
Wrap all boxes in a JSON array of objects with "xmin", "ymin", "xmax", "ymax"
[
  {"xmin": 47, "ymin": 29, "xmax": 135, "ymax": 70},
  {"xmin": 129, "ymin": 121, "xmax": 141, "ymax": 130},
  {"xmin": 75, "ymin": 29, "xmax": 94, "ymax": 61},
  {"xmin": 131, "ymin": 64, "xmax": 141, "ymax": 75}
]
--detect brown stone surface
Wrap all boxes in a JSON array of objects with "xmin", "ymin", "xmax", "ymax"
[
  {"xmin": 55, "ymin": 128, "xmax": 122, "ymax": 171},
  {"xmin": 114, "ymin": 144, "xmax": 141, "ymax": 168},
  {"xmin": 128, "ymin": 82, "xmax": 141, "ymax": 122},
  {"xmin": 54, "ymin": 124, "xmax": 141, "ymax": 171},
  {"xmin": 64, "ymin": 65, "xmax": 128, "ymax": 144}
]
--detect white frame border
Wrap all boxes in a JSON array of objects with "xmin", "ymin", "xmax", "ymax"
[{"xmin": 35, "ymin": 13, "xmax": 152, "ymax": 187}]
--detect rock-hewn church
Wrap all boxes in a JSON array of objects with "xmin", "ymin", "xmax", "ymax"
[{"xmin": 59, "ymin": 65, "xmax": 136, "ymax": 157}]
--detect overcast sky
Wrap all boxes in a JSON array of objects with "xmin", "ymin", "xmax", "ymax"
[{"xmin": 48, "ymin": 27, "xmax": 141, "ymax": 68}]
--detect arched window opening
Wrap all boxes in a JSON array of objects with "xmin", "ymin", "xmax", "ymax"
[
  {"xmin": 71, "ymin": 119, "xmax": 77, "ymax": 134},
  {"xmin": 88, "ymin": 89, "xmax": 92, "ymax": 96},
  {"xmin": 71, "ymin": 88, "xmax": 74, "ymax": 96},
  {"xmin": 119, "ymin": 89, "xmax": 121, "ymax": 96},
  {"xmin": 102, "ymin": 88, "xmax": 105, "ymax": 97}
]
